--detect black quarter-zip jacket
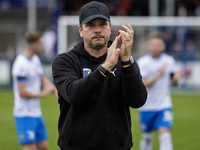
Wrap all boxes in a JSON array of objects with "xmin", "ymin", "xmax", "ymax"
[{"xmin": 52, "ymin": 41, "xmax": 147, "ymax": 150}]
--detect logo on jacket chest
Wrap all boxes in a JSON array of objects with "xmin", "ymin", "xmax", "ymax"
[
  {"xmin": 83, "ymin": 68, "xmax": 92, "ymax": 77},
  {"xmin": 110, "ymin": 68, "xmax": 117, "ymax": 76}
]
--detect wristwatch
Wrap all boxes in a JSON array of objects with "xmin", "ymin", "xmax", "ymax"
[
  {"xmin": 121, "ymin": 56, "xmax": 134, "ymax": 66},
  {"xmin": 98, "ymin": 65, "xmax": 110, "ymax": 76}
]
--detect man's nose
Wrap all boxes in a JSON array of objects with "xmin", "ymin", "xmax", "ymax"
[{"xmin": 94, "ymin": 25, "xmax": 101, "ymax": 33}]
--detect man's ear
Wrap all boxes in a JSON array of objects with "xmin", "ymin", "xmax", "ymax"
[{"xmin": 78, "ymin": 26, "xmax": 83, "ymax": 37}]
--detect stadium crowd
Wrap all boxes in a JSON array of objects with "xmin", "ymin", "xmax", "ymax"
[
  {"xmin": 1, "ymin": 0, "xmax": 200, "ymax": 17},
  {"xmin": 0, "ymin": 0, "xmax": 199, "ymax": 62},
  {"xmin": 55, "ymin": 0, "xmax": 200, "ymax": 16}
]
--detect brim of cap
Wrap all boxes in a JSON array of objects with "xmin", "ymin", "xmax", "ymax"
[{"xmin": 81, "ymin": 14, "xmax": 110, "ymax": 24}]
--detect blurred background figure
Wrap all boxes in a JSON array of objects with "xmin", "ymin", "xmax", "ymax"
[
  {"xmin": 12, "ymin": 31, "xmax": 57, "ymax": 150},
  {"xmin": 137, "ymin": 32, "xmax": 184, "ymax": 150}
]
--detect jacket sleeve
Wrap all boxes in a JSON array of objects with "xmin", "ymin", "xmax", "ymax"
[
  {"xmin": 121, "ymin": 61, "xmax": 147, "ymax": 108},
  {"xmin": 52, "ymin": 54, "xmax": 106, "ymax": 105}
]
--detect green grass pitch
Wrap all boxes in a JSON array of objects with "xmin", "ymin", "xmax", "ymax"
[{"xmin": 0, "ymin": 89, "xmax": 199, "ymax": 150}]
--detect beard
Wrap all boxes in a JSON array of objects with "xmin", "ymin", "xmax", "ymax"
[
  {"xmin": 86, "ymin": 34, "xmax": 109, "ymax": 50},
  {"xmin": 89, "ymin": 41, "xmax": 107, "ymax": 49}
]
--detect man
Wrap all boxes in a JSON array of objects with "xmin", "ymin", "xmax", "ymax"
[
  {"xmin": 12, "ymin": 31, "xmax": 57, "ymax": 150},
  {"xmin": 52, "ymin": 1, "xmax": 147, "ymax": 150},
  {"xmin": 137, "ymin": 32, "xmax": 183, "ymax": 150}
]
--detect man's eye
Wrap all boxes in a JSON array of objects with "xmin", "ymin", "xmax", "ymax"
[{"xmin": 100, "ymin": 23, "xmax": 106, "ymax": 26}]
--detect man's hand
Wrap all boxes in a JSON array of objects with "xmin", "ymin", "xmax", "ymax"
[
  {"xmin": 119, "ymin": 24, "xmax": 134, "ymax": 62},
  {"xmin": 142, "ymin": 64, "xmax": 167, "ymax": 87},
  {"xmin": 52, "ymin": 85, "xmax": 58, "ymax": 99},
  {"xmin": 102, "ymin": 34, "xmax": 121, "ymax": 71},
  {"xmin": 41, "ymin": 84, "xmax": 58, "ymax": 99},
  {"xmin": 102, "ymin": 24, "xmax": 134, "ymax": 71},
  {"xmin": 171, "ymin": 69, "xmax": 185, "ymax": 86},
  {"xmin": 41, "ymin": 76, "xmax": 58, "ymax": 99},
  {"xmin": 158, "ymin": 64, "xmax": 167, "ymax": 77}
]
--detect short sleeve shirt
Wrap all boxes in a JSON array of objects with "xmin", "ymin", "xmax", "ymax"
[
  {"xmin": 137, "ymin": 53, "xmax": 176, "ymax": 111},
  {"xmin": 12, "ymin": 54, "xmax": 43, "ymax": 117}
]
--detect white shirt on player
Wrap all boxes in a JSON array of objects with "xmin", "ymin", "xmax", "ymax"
[
  {"xmin": 12, "ymin": 54, "xmax": 43, "ymax": 117},
  {"xmin": 138, "ymin": 53, "xmax": 176, "ymax": 111}
]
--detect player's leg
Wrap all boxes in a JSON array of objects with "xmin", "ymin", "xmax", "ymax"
[
  {"xmin": 23, "ymin": 143, "xmax": 37, "ymax": 150},
  {"xmin": 36, "ymin": 117, "xmax": 48, "ymax": 150},
  {"xmin": 14, "ymin": 117, "xmax": 38, "ymax": 150},
  {"xmin": 155, "ymin": 109, "xmax": 173, "ymax": 150},
  {"xmin": 158, "ymin": 128, "xmax": 173, "ymax": 150},
  {"xmin": 140, "ymin": 132, "xmax": 153, "ymax": 150},
  {"xmin": 139, "ymin": 111, "xmax": 154, "ymax": 150},
  {"xmin": 37, "ymin": 140, "xmax": 48, "ymax": 150}
]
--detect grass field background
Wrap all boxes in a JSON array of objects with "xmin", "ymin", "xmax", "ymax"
[{"xmin": 0, "ymin": 89, "xmax": 199, "ymax": 150}]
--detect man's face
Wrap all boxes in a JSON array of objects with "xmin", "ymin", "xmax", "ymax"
[
  {"xmin": 33, "ymin": 38, "xmax": 43, "ymax": 54},
  {"xmin": 78, "ymin": 18, "xmax": 111, "ymax": 50},
  {"xmin": 147, "ymin": 38, "xmax": 165, "ymax": 57}
]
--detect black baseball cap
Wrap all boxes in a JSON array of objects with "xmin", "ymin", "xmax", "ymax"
[{"xmin": 79, "ymin": 1, "xmax": 110, "ymax": 24}]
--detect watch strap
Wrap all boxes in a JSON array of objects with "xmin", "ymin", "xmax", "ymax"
[
  {"xmin": 98, "ymin": 65, "xmax": 110, "ymax": 76},
  {"xmin": 121, "ymin": 56, "xmax": 134, "ymax": 66}
]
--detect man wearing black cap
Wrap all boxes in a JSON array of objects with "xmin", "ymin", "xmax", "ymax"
[{"xmin": 52, "ymin": 1, "xmax": 147, "ymax": 150}]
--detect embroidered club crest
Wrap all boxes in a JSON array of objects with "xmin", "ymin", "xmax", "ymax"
[{"xmin": 83, "ymin": 68, "xmax": 92, "ymax": 77}]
